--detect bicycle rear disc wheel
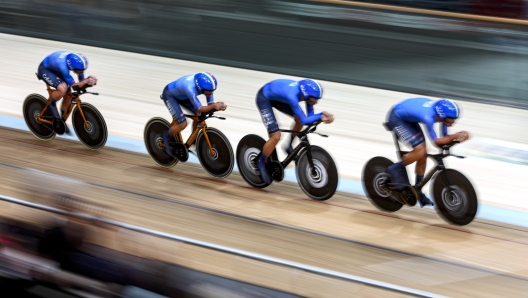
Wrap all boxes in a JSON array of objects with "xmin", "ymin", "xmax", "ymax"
[
  {"xmin": 236, "ymin": 134, "xmax": 270, "ymax": 188},
  {"xmin": 296, "ymin": 146, "xmax": 338, "ymax": 201},
  {"xmin": 362, "ymin": 157, "xmax": 403, "ymax": 212},
  {"xmin": 23, "ymin": 94, "xmax": 56, "ymax": 141},
  {"xmin": 143, "ymin": 117, "xmax": 177, "ymax": 168},
  {"xmin": 72, "ymin": 103, "xmax": 107, "ymax": 150},
  {"xmin": 432, "ymin": 169, "xmax": 478, "ymax": 226},
  {"xmin": 196, "ymin": 127, "xmax": 234, "ymax": 178}
]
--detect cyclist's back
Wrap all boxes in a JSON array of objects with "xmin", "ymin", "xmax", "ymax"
[
  {"xmin": 165, "ymin": 75, "xmax": 215, "ymax": 112},
  {"xmin": 391, "ymin": 97, "xmax": 442, "ymax": 142},
  {"xmin": 260, "ymin": 79, "xmax": 321, "ymax": 125},
  {"xmin": 40, "ymin": 51, "xmax": 78, "ymax": 87},
  {"xmin": 393, "ymin": 97, "xmax": 436, "ymax": 124}
]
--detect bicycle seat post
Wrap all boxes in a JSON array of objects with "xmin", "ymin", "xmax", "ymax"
[{"xmin": 45, "ymin": 84, "xmax": 55, "ymax": 100}]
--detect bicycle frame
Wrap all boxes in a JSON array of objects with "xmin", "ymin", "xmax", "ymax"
[
  {"xmin": 173, "ymin": 113, "xmax": 218, "ymax": 157},
  {"xmin": 280, "ymin": 122, "xmax": 323, "ymax": 175},
  {"xmin": 38, "ymin": 83, "xmax": 90, "ymax": 129},
  {"xmin": 389, "ymin": 130, "xmax": 459, "ymax": 192}
]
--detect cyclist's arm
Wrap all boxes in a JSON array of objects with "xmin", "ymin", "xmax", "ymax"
[
  {"xmin": 292, "ymin": 101, "xmax": 321, "ymax": 125},
  {"xmin": 442, "ymin": 123, "xmax": 448, "ymax": 137},
  {"xmin": 205, "ymin": 93, "xmax": 215, "ymax": 104},
  {"xmin": 185, "ymin": 88, "xmax": 204, "ymax": 115},
  {"xmin": 305, "ymin": 101, "xmax": 315, "ymax": 116},
  {"xmin": 432, "ymin": 122, "xmax": 468, "ymax": 145},
  {"xmin": 72, "ymin": 78, "xmax": 91, "ymax": 89},
  {"xmin": 293, "ymin": 105, "xmax": 321, "ymax": 125},
  {"xmin": 435, "ymin": 134, "xmax": 461, "ymax": 146},
  {"xmin": 197, "ymin": 104, "xmax": 218, "ymax": 114},
  {"xmin": 60, "ymin": 68, "xmax": 76, "ymax": 87}
]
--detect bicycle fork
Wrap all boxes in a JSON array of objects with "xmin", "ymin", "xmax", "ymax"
[
  {"xmin": 281, "ymin": 140, "xmax": 317, "ymax": 176},
  {"xmin": 183, "ymin": 121, "xmax": 216, "ymax": 157}
]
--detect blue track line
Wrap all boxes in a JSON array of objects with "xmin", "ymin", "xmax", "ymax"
[{"xmin": 1, "ymin": 114, "xmax": 527, "ymax": 227}]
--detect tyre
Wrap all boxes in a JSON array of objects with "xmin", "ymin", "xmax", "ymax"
[
  {"xmin": 196, "ymin": 127, "xmax": 234, "ymax": 178},
  {"xmin": 296, "ymin": 146, "xmax": 338, "ymax": 201},
  {"xmin": 236, "ymin": 134, "xmax": 270, "ymax": 188},
  {"xmin": 432, "ymin": 169, "xmax": 478, "ymax": 226},
  {"xmin": 143, "ymin": 117, "xmax": 177, "ymax": 168},
  {"xmin": 72, "ymin": 103, "xmax": 107, "ymax": 150},
  {"xmin": 362, "ymin": 157, "xmax": 403, "ymax": 212},
  {"xmin": 22, "ymin": 94, "xmax": 56, "ymax": 141}
]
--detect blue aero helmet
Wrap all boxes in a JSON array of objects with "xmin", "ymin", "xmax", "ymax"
[
  {"xmin": 194, "ymin": 72, "xmax": 218, "ymax": 93},
  {"xmin": 66, "ymin": 53, "xmax": 89, "ymax": 71},
  {"xmin": 298, "ymin": 79, "xmax": 324, "ymax": 100},
  {"xmin": 434, "ymin": 99, "xmax": 461, "ymax": 120}
]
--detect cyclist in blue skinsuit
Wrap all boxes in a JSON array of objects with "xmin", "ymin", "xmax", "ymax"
[
  {"xmin": 256, "ymin": 78, "xmax": 334, "ymax": 184},
  {"xmin": 161, "ymin": 72, "xmax": 227, "ymax": 157},
  {"xmin": 385, "ymin": 97, "xmax": 470, "ymax": 207},
  {"xmin": 37, "ymin": 51, "xmax": 97, "ymax": 135}
]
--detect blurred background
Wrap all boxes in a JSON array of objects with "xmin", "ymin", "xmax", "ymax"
[
  {"xmin": 1, "ymin": 1, "xmax": 528, "ymax": 297},
  {"xmin": 2, "ymin": 0, "xmax": 528, "ymax": 106}
]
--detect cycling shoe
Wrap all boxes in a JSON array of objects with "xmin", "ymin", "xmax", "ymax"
[
  {"xmin": 418, "ymin": 192, "xmax": 434, "ymax": 208},
  {"xmin": 162, "ymin": 130, "xmax": 174, "ymax": 157},
  {"xmin": 285, "ymin": 145, "xmax": 294, "ymax": 156},
  {"xmin": 257, "ymin": 154, "xmax": 271, "ymax": 184},
  {"xmin": 48, "ymin": 102, "xmax": 61, "ymax": 119},
  {"xmin": 63, "ymin": 123, "xmax": 73, "ymax": 136}
]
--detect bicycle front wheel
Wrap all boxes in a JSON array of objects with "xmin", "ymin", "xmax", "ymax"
[
  {"xmin": 196, "ymin": 127, "xmax": 234, "ymax": 178},
  {"xmin": 72, "ymin": 103, "xmax": 107, "ymax": 150},
  {"xmin": 296, "ymin": 146, "xmax": 338, "ymax": 201},
  {"xmin": 23, "ymin": 94, "xmax": 56, "ymax": 141},
  {"xmin": 432, "ymin": 169, "xmax": 478, "ymax": 226}
]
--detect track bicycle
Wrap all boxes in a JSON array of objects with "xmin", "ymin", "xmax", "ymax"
[
  {"xmin": 362, "ymin": 122, "xmax": 478, "ymax": 225},
  {"xmin": 23, "ymin": 76, "xmax": 107, "ymax": 150},
  {"xmin": 144, "ymin": 111, "xmax": 234, "ymax": 178},
  {"xmin": 236, "ymin": 121, "xmax": 338, "ymax": 201}
]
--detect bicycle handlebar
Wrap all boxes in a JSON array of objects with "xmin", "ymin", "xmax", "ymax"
[
  {"xmin": 184, "ymin": 110, "xmax": 225, "ymax": 121},
  {"xmin": 280, "ymin": 121, "xmax": 326, "ymax": 137},
  {"xmin": 428, "ymin": 140, "xmax": 465, "ymax": 160},
  {"xmin": 440, "ymin": 140, "xmax": 460, "ymax": 151},
  {"xmin": 71, "ymin": 85, "xmax": 98, "ymax": 96}
]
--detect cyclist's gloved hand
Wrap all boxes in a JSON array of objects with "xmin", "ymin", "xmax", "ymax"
[
  {"xmin": 456, "ymin": 131, "xmax": 470, "ymax": 142},
  {"xmin": 214, "ymin": 102, "xmax": 227, "ymax": 111},
  {"xmin": 86, "ymin": 75, "xmax": 97, "ymax": 86},
  {"xmin": 322, "ymin": 111, "xmax": 334, "ymax": 124}
]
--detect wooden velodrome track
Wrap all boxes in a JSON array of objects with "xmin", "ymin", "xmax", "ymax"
[
  {"xmin": 1, "ymin": 33, "xmax": 528, "ymax": 296},
  {"xmin": 1, "ymin": 127, "xmax": 528, "ymax": 297}
]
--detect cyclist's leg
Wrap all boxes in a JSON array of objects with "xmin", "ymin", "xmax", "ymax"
[
  {"xmin": 389, "ymin": 118, "xmax": 432, "ymax": 207},
  {"xmin": 284, "ymin": 116, "xmax": 302, "ymax": 155},
  {"xmin": 37, "ymin": 64, "xmax": 67, "ymax": 119},
  {"xmin": 256, "ymin": 90, "xmax": 281, "ymax": 184},
  {"xmin": 161, "ymin": 88, "xmax": 187, "ymax": 156},
  {"xmin": 411, "ymin": 141, "xmax": 433, "ymax": 207},
  {"xmin": 271, "ymin": 101, "xmax": 299, "ymax": 155},
  {"xmin": 179, "ymin": 99, "xmax": 198, "ymax": 136},
  {"xmin": 385, "ymin": 111, "xmax": 426, "ymax": 190},
  {"xmin": 61, "ymin": 92, "xmax": 73, "ymax": 120}
]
